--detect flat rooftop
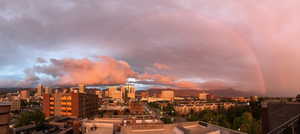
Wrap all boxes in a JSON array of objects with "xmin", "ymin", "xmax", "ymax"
[{"xmin": 121, "ymin": 122, "xmax": 244, "ymax": 134}]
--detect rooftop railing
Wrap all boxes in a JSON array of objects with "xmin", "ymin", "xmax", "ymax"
[{"xmin": 267, "ymin": 113, "xmax": 300, "ymax": 134}]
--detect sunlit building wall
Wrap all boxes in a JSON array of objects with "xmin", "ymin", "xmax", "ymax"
[
  {"xmin": 43, "ymin": 90, "xmax": 99, "ymax": 118},
  {"xmin": 0, "ymin": 104, "xmax": 10, "ymax": 134},
  {"xmin": 160, "ymin": 90, "xmax": 174, "ymax": 101}
]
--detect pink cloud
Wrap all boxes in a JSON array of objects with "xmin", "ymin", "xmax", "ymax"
[{"xmin": 153, "ymin": 63, "xmax": 171, "ymax": 70}]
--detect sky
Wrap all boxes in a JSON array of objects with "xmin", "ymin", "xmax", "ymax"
[{"xmin": 0, "ymin": 0, "xmax": 300, "ymax": 96}]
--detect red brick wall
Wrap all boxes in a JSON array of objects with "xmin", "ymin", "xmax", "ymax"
[
  {"xmin": 71, "ymin": 93, "xmax": 80, "ymax": 118},
  {"xmin": 43, "ymin": 94, "xmax": 50, "ymax": 117}
]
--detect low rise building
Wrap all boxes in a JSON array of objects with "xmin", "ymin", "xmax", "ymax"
[
  {"xmin": 128, "ymin": 102, "xmax": 145, "ymax": 115},
  {"xmin": 20, "ymin": 90, "xmax": 30, "ymax": 100},
  {"xmin": 81, "ymin": 118, "xmax": 245, "ymax": 134},
  {"xmin": 82, "ymin": 121, "xmax": 114, "ymax": 134},
  {"xmin": 140, "ymin": 91, "xmax": 149, "ymax": 99},
  {"xmin": 0, "ymin": 94, "xmax": 21, "ymax": 112},
  {"xmin": 160, "ymin": 90, "xmax": 174, "ymax": 101},
  {"xmin": 0, "ymin": 104, "xmax": 10, "ymax": 134},
  {"xmin": 141, "ymin": 97, "xmax": 164, "ymax": 102},
  {"xmin": 230, "ymin": 97, "xmax": 250, "ymax": 103},
  {"xmin": 174, "ymin": 103, "xmax": 235, "ymax": 115},
  {"xmin": 198, "ymin": 92, "xmax": 209, "ymax": 100},
  {"xmin": 9, "ymin": 98, "xmax": 21, "ymax": 112},
  {"xmin": 108, "ymin": 87, "xmax": 122, "ymax": 100},
  {"xmin": 95, "ymin": 90, "xmax": 103, "ymax": 98},
  {"xmin": 121, "ymin": 121, "xmax": 245, "ymax": 134}
]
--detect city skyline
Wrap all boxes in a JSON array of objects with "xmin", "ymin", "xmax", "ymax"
[{"xmin": 1, "ymin": 1, "xmax": 300, "ymax": 96}]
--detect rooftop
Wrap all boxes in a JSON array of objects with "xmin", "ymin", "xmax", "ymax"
[
  {"xmin": 121, "ymin": 121, "xmax": 245, "ymax": 134},
  {"xmin": 265, "ymin": 102, "xmax": 300, "ymax": 131}
]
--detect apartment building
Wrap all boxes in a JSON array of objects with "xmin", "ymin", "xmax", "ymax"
[
  {"xmin": 43, "ymin": 87, "xmax": 99, "ymax": 118},
  {"xmin": 0, "ymin": 104, "xmax": 10, "ymax": 134},
  {"xmin": 174, "ymin": 103, "xmax": 235, "ymax": 115},
  {"xmin": 160, "ymin": 90, "xmax": 174, "ymax": 101}
]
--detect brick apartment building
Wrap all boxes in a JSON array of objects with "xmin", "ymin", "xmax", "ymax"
[
  {"xmin": 43, "ymin": 87, "xmax": 99, "ymax": 118},
  {"xmin": 0, "ymin": 104, "xmax": 10, "ymax": 134},
  {"xmin": 174, "ymin": 102, "xmax": 235, "ymax": 115}
]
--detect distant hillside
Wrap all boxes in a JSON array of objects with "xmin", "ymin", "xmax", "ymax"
[
  {"xmin": 207, "ymin": 88, "xmax": 258, "ymax": 97},
  {"xmin": 140, "ymin": 88, "xmax": 258, "ymax": 97}
]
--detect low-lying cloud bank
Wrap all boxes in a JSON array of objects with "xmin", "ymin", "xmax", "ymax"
[{"xmin": 12, "ymin": 56, "xmax": 233, "ymax": 90}]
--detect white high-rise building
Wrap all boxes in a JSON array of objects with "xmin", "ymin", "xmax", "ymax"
[
  {"xmin": 36, "ymin": 84, "xmax": 44, "ymax": 96},
  {"xmin": 79, "ymin": 84, "xmax": 86, "ymax": 93}
]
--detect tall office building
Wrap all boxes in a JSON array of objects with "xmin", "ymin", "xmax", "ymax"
[
  {"xmin": 79, "ymin": 84, "xmax": 86, "ymax": 93},
  {"xmin": 107, "ymin": 85, "xmax": 136, "ymax": 101},
  {"xmin": 121, "ymin": 85, "xmax": 136, "ymax": 100}
]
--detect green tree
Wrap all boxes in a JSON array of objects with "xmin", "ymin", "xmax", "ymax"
[
  {"xmin": 163, "ymin": 104, "xmax": 176, "ymax": 116},
  {"xmin": 31, "ymin": 110, "xmax": 45, "ymax": 126},
  {"xmin": 15, "ymin": 110, "xmax": 45, "ymax": 128},
  {"xmin": 181, "ymin": 105, "xmax": 262, "ymax": 134},
  {"xmin": 232, "ymin": 116, "xmax": 242, "ymax": 130},
  {"xmin": 199, "ymin": 110, "xmax": 217, "ymax": 124},
  {"xmin": 238, "ymin": 112, "xmax": 262, "ymax": 134},
  {"xmin": 187, "ymin": 110, "xmax": 200, "ymax": 121},
  {"xmin": 216, "ymin": 113, "xmax": 231, "ymax": 128},
  {"xmin": 161, "ymin": 117, "xmax": 174, "ymax": 124}
]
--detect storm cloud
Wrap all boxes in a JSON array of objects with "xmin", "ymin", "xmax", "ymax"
[{"xmin": 1, "ymin": 0, "xmax": 300, "ymax": 96}]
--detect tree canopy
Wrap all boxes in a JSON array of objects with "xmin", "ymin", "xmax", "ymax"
[{"xmin": 15, "ymin": 110, "xmax": 45, "ymax": 128}]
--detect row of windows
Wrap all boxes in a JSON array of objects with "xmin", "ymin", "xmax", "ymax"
[{"xmin": 49, "ymin": 96, "xmax": 72, "ymax": 101}]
